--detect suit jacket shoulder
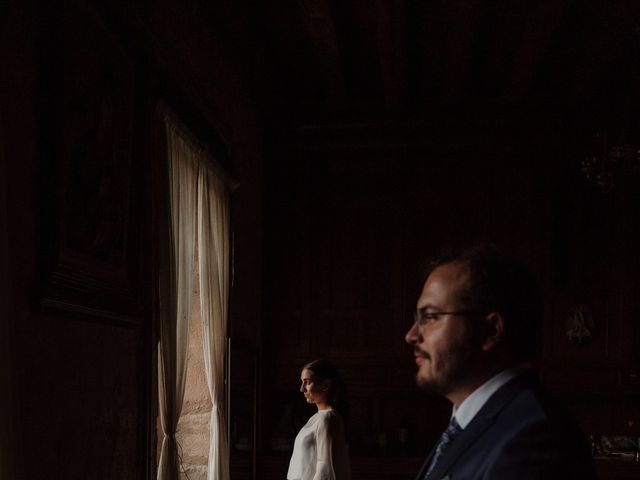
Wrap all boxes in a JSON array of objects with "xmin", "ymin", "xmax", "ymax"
[{"xmin": 422, "ymin": 374, "xmax": 595, "ymax": 480}]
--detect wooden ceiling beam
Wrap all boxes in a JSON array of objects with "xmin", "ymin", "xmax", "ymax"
[
  {"xmin": 503, "ymin": 0, "xmax": 569, "ymax": 101},
  {"xmin": 568, "ymin": 0, "xmax": 640, "ymax": 105},
  {"xmin": 298, "ymin": 0, "xmax": 347, "ymax": 106},
  {"xmin": 367, "ymin": 0, "xmax": 408, "ymax": 108}
]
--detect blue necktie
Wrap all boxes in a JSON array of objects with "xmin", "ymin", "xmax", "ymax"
[{"xmin": 424, "ymin": 416, "xmax": 462, "ymax": 478}]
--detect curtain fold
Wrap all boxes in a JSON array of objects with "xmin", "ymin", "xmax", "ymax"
[
  {"xmin": 156, "ymin": 102, "xmax": 233, "ymax": 480},
  {"xmin": 157, "ymin": 113, "xmax": 200, "ymax": 480},
  {"xmin": 198, "ymin": 162, "xmax": 231, "ymax": 480}
]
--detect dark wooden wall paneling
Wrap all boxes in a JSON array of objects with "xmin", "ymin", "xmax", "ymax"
[{"xmin": 261, "ymin": 114, "xmax": 640, "ymax": 478}]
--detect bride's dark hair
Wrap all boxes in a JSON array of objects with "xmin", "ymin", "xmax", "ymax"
[{"xmin": 304, "ymin": 359, "xmax": 349, "ymax": 420}]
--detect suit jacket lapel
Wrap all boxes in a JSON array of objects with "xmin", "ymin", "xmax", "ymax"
[
  {"xmin": 415, "ymin": 448, "xmax": 436, "ymax": 480},
  {"xmin": 424, "ymin": 374, "xmax": 535, "ymax": 479},
  {"xmin": 425, "ymin": 412, "xmax": 493, "ymax": 479}
]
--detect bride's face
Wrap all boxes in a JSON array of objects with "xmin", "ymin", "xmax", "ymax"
[{"xmin": 299, "ymin": 368, "xmax": 328, "ymax": 405}]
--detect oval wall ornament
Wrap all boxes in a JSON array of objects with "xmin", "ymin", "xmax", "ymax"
[{"xmin": 565, "ymin": 304, "xmax": 595, "ymax": 345}]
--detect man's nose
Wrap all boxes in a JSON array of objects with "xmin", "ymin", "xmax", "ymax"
[{"xmin": 405, "ymin": 322, "xmax": 420, "ymax": 344}]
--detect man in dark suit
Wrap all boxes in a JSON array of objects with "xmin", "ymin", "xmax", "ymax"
[{"xmin": 405, "ymin": 245, "xmax": 594, "ymax": 480}]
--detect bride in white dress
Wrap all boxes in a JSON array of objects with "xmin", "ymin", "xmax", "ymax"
[{"xmin": 287, "ymin": 359, "xmax": 352, "ymax": 480}]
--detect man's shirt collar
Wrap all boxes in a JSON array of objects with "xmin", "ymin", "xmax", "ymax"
[{"xmin": 452, "ymin": 368, "xmax": 521, "ymax": 429}]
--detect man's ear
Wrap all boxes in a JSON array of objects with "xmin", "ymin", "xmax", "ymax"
[{"xmin": 481, "ymin": 312, "xmax": 504, "ymax": 352}]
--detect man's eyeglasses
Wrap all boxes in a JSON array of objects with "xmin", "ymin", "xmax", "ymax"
[{"xmin": 413, "ymin": 309, "xmax": 487, "ymax": 327}]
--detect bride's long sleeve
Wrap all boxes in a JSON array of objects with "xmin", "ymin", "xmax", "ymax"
[{"xmin": 313, "ymin": 413, "xmax": 336, "ymax": 480}]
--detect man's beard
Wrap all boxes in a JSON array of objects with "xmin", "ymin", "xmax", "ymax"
[{"xmin": 416, "ymin": 337, "xmax": 477, "ymax": 396}]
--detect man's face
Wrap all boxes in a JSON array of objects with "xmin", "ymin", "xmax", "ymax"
[{"xmin": 405, "ymin": 262, "xmax": 480, "ymax": 396}]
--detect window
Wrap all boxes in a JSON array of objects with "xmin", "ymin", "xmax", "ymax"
[{"xmin": 155, "ymin": 103, "xmax": 233, "ymax": 480}]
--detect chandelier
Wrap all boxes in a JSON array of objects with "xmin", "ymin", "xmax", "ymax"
[{"xmin": 581, "ymin": 133, "xmax": 640, "ymax": 192}]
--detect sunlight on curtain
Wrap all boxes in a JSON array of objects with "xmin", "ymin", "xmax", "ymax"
[
  {"xmin": 157, "ymin": 103, "xmax": 233, "ymax": 480},
  {"xmin": 198, "ymin": 163, "xmax": 231, "ymax": 480},
  {"xmin": 157, "ymin": 110, "xmax": 199, "ymax": 480}
]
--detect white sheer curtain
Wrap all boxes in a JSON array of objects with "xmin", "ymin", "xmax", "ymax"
[
  {"xmin": 157, "ymin": 103, "xmax": 233, "ymax": 480},
  {"xmin": 157, "ymin": 110, "xmax": 199, "ymax": 480},
  {"xmin": 198, "ymin": 162, "xmax": 231, "ymax": 480}
]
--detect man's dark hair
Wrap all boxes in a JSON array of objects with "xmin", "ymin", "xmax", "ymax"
[{"xmin": 423, "ymin": 244, "xmax": 543, "ymax": 362}]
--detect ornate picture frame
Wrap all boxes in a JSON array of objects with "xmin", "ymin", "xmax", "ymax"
[{"xmin": 38, "ymin": 2, "xmax": 140, "ymax": 325}]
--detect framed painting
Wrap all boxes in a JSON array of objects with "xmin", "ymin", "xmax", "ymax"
[{"xmin": 38, "ymin": 2, "xmax": 140, "ymax": 325}]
